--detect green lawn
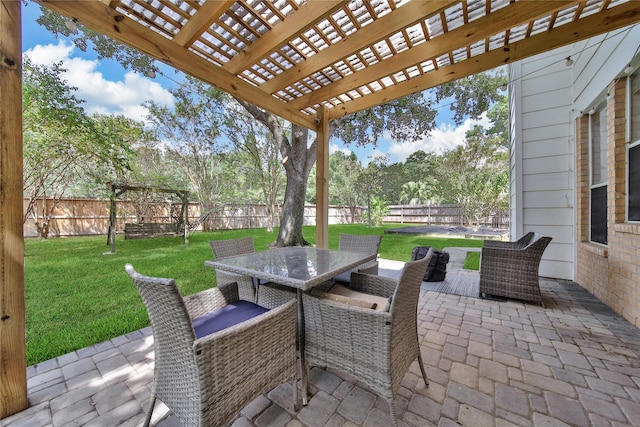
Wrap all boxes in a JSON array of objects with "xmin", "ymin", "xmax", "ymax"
[{"xmin": 25, "ymin": 224, "xmax": 483, "ymax": 365}]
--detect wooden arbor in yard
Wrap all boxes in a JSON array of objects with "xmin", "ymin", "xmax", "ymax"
[
  {"xmin": 106, "ymin": 182, "xmax": 190, "ymax": 254},
  {"xmin": 2, "ymin": 0, "xmax": 640, "ymax": 419}
]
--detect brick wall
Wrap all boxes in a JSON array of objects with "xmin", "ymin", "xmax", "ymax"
[{"xmin": 575, "ymin": 78, "xmax": 640, "ymax": 328}]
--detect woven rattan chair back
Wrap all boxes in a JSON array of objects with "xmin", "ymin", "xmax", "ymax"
[
  {"xmin": 209, "ymin": 237, "xmax": 256, "ymax": 302},
  {"xmin": 338, "ymin": 234, "xmax": 381, "ymax": 253},
  {"xmin": 210, "ymin": 236, "xmax": 255, "ymax": 259},
  {"xmin": 338, "ymin": 234, "xmax": 382, "ymax": 276}
]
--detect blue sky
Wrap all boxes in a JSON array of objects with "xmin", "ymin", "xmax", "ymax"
[{"xmin": 21, "ymin": 2, "xmax": 489, "ymax": 164}]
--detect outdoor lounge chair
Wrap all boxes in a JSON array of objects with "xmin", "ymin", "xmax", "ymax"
[
  {"xmin": 332, "ymin": 234, "xmax": 382, "ymax": 285},
  {"xmin": 479, "ymin": 232, "xmax": 552, "ymax": 306},
  {"xmin": 126, "ymin": 264, "xmax": 298, "ymax": 427},
  {"xmin": 302, "ymin": 250, "xmax": 433, "ymax": 426},
  {"xmin": 209, "ymin": 237, "xmax": 296, "ymax": 308}
]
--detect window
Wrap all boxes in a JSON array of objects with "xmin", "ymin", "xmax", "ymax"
[
  {"xmin": 628, "ymin": 69, "xmax": 640, "ymax": 221},
  {"xmin": 590, "ymin": 103, "xmax": 607, "ymax": 244}
]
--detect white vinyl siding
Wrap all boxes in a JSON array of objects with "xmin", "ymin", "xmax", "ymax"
[{"xmin": 509, "ymin": 46, "xmax": 574, "ymax": 280}]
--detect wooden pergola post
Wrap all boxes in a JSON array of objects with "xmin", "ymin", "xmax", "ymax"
[
  {"xmin": 0, "ymin": 0, "xmax": 28, "ymax": 418},
  {"xmin": 315, "ymin": 106, "xmax": 329, "ymax": 249}
]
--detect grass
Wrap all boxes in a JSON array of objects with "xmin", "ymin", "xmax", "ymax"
[
  {"xmin": 463, "ymin": 251, "xmax": 481, "ymax": 270},
  {"xmin": 25, "ymin": 224, "xmax": 483, "ymax": 366}
]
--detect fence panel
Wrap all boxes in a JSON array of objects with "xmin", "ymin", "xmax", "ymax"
[{"xmin": 23, "ymin": 198, "xmax": 508, "ymax": 238}]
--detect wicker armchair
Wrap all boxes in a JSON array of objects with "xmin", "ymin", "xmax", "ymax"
[
  {"xmin": 479, "ymin": 232, "xmax": 552, "ymax": 306},
  {"xmin": 302, "ymin": 250, "xmax": 433, "ymax": 426},
  {"xmin": 333, "ymin": 234, "xmax": 382, "ymax": 285},
  {"xmin": 126, "ymin": 264, "xmax": 298, "ymax": 427},
  {"xmin": 209, "ymin": 237, "xmax": 295, "ymax": 308}
]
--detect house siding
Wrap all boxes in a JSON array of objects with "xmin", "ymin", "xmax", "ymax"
[
  {"xmin": 509, "ymin": 46, "xmax": 575, "ymax": 280},
  {"xmin": 512, "ymin": 23, "xmax": 640, "ymax": 327}
]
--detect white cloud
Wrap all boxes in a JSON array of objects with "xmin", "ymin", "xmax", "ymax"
[
  {"xmin": 387, "ymin": 115, "xmax": 492, "ymax": 162},
  {"xmin": 24, "ymin": 41, "xmax": 174, "ymax": 122}
]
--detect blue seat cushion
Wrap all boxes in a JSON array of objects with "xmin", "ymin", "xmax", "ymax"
[{"xmin": 192, "ymin": 300, "xmax": 269, "ymax": 338}]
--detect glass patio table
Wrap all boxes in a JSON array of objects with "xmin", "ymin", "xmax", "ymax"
[{"xmin": 205, "ymin": 246, "xmax": 377, "ymax": 404}]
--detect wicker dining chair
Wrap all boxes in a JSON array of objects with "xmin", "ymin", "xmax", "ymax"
[
  {"xmin": 479, "ymin": 232, "xmax": 552, "ymax": 306},
  {"xmin": 209, "ymin": 237, "xmax": 257, "ymax": 302},
  {"xmin": 302, "ymin": 250, "xmax": 434, "ymax": 426},
  {"xmin": 209, "ymin": 237, "xmax": 295, "ymax": 308},
  {"xmin": 126, "ymin": 264, "xmax": 298, "ymax": 427},
  {"xmin": 332, "ymin": 234, "xmax": 382, "ymax": 285}
]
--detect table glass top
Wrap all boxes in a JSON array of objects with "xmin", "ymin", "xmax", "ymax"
[{"xmin": 205, "ymin": 247, "xmax": 375, "ymax": 290}]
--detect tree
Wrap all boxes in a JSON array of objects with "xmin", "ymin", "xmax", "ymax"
[
  {"xmin": 224, "ymin": 105, "xmax": 284, "ymax": 232},
  {"xmin": 434, "ymin": 69, "xmax": 508, "ymax": 125},
  {"xmin": 356, "ymin": 155, "xmax": 390, "ymax": 227},
  {"xmin": 435, "ymin": 125, "xmax": 508, "ymax": 226},
  {"xmin": 144, "ymin": 76, "xmax": 229, "ymax": 231},
  {"xmin": 399, "ymin": 181, "xmax": 431, "ymax": 205},
  {"xmin": 327, "ymin": 151, "xmax": 364, "ymax": 223},
  {"xmin": 22, "ymin": 58, "xmax": 133, "ymax": 238}
]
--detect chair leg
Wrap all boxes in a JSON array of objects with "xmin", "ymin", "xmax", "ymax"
[
  {"xmin": 388, "ymin": 398, "xmax": 398, "ymax": 427},
  {"xmin": 292, "ymin": 379, "xmax": 299, "ymax": 412},
  {"xmin": 143, "ymin": 394, "xmax": 157, "ymax": 427},
  {"xmin": 417, "ymin": 351, "xmax": 429, "ymax": 388}
]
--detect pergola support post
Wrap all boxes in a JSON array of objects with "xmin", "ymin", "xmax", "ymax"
[
  {"xmin": 315, "ymin": 106, "xmax": 329, "ymax": 249},
  {"xmin": 182, "ymin": 192, "xmax": 189, "ymax": 247},
  {"xmin": 0, "ymin": 0, "xmax": 28, "ymax": 418}
]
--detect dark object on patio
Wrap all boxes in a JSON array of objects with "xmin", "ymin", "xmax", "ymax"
[
  {"xmin": 479, "ymin": 232, "xmax": 552, "ymax": 306},
  {"xmin": 302, "ymin": 249, "xmax": 434, "ymax": 427},
  {"xmin": 125, "ymin": 264, "xmax": 298, "ymax": 427},
  {"xmin": 333, "ymin": 234, "xmax": 382, "ymax": 285},
  {"xmin": 411, "ymin": 246, "xmax": 450, "ymax": 281},
  {"xmin": 209, "ymin": 237, "xmax": 295, "ymax": 308}
]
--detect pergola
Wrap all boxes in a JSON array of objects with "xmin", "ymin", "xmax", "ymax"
[{"xmin": 2, "ymin": 0, "xmax": 639, "ymax": 418}]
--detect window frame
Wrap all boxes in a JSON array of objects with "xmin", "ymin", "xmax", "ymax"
[
  {"xmin": 626, "ymin": 68, "xmax": 640, "ymax": 223},
  {"xmin": 588, "ymin": 100, "xmax": 608, "ymax": 245}
]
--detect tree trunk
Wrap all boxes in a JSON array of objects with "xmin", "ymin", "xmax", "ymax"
[
  {"xmin": 274, "ymin": 125, "xmax": 314, "ymax": 246},
  {"xmin": 234, "ymin": 98, "xmax": 316, "ymax": 247},
  {"xmin": 276, "ymin": 170, "xmax": 309, "ymax": 246}
]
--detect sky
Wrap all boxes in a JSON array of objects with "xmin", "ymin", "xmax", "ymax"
[{"xmin": 20, "ymin": 2, "xmax": 490, "ymax": 164}]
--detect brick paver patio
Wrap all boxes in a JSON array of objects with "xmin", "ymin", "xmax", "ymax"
[{"xmin": 2, "ymin": 253, "xmax": 639, "ymax": 427}]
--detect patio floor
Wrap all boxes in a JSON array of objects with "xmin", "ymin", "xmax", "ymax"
[{"xmin": 3, "ymin": 250, "xmax": 640, "ymax": 427}]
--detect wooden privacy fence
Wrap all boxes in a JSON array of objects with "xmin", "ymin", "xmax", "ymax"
[
  {"xmin": 22, "ymin": 198, "xmax": 366, "ymax": 238},
  {"xmin": 23, "ymin": 198, "xmax": 508, "ymax": 238},
  {"xmin": 384, "ymin": 204, "xmax": 509, "ymax": 228}
]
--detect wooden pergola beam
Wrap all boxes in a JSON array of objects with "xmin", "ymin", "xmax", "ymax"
[
  {"xmin": 223, "ymin": 0, "xmax": 345, "ymax": 75},
  {"xmin": 0, "ymin": 0, "xmax": 27, "ymax": 418},
  {"xmin": 173, "ymin": 0, "xmax": 234, "ymax": 48}
]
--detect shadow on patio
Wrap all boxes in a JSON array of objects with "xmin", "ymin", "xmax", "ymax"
[{"xmin": 3, "ymin": 257, "xmax": 640, "ymax": 427}]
